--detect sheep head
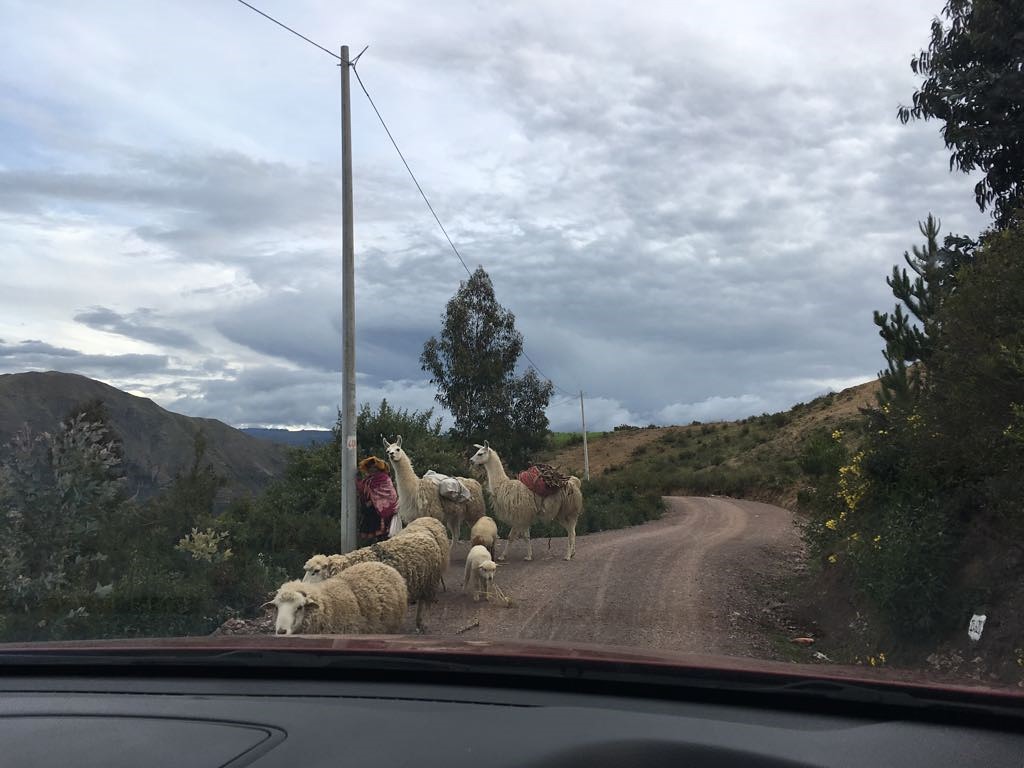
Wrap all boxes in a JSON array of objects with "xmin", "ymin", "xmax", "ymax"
[
  {"xmin": 469, "ymin": 441, "xmax": 491, "ymax": 466},
  {"xmin": 271, "ymin": 581, "xmax": 320, "ymax": 636},
  {"xmin": 477, "ymin": 560, "xmax": 497, "ymax": 587},
  {"xmin": 302, "ymin": 554, "xmax": 330, "ymax": 583}
]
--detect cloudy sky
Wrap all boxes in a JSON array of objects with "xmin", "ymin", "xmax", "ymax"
[{"xmin": 0, "ymin": 0, "xmax": 989, "ymax": 431}]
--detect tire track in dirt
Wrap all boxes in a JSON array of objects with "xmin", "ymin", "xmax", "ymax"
[{"xmin": 429, "ymin": 496, "xmax": 798, "ymax": 657}]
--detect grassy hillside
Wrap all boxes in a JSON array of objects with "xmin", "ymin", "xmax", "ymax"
[
  {"xmin": 544, "ymin": 380, "xmax": 879, "ymax": 509},
  {"xmin": 0, "ymin": 371, "xmax": 286, "ymax": 500}
]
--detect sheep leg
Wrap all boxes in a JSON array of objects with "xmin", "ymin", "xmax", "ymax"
[{"xmin": 415, "ymin": 600, "xmax": 428, "ymax": 634}]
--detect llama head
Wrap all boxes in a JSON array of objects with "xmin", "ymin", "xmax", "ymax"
[
  {"xmin": 383, "ymin": 434, "xmax": 405, "ymax": 465},
  {"xmin": 469, "ymin": 441, "xmax": 491, "ymax": 466}
]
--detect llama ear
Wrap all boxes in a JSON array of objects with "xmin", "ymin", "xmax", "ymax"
[
  {"xmin": 473, "ymin": 444, "xmax": 483, "ymax": 450},
  {"xmin": 483, "ymin": 440, "xmax": 490, "ymax": 449},
  {"xmin": 395, "ymin": 435, "xmax": 402, "ymax": 447},
  {"xmin": 381, "ymin": 434, "xmax": 389, "ymax": 449}
]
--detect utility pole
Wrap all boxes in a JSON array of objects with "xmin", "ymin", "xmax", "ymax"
[
  {"xmin": 340, "ymin": 45, "xmax": 357, "ymax": 554},
  {"xmin": 580, "ymin": 390, "xmax": 590, "ymax": 481}
]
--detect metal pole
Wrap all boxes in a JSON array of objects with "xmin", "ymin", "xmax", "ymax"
[
  {"xmin": 580, "ymin": 390, "xmax": 590, "ymax": 481},
  {"xmin": 340, "ymin": 45, "xmax": 358, "ymax": 553}
]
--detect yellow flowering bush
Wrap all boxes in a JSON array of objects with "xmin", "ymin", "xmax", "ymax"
[{"xmin": 838, "ymin": 451, "xmax": 867, "ymax": 512}]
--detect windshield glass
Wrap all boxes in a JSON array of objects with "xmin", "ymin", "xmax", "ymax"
[{"xmin": 1, "ymin": 0, "xmax": 1022, "ymax": 693}]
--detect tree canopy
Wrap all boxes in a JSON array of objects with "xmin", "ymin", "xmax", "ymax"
[
  {"xmin": 420, "ymin": 267, "xmax": 553, "ymax": 469},
  {"xmin": 898, "ymin": 0, "xmax": 1024, "ymax": 227}
]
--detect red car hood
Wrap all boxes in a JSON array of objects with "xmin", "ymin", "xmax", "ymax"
[{"xmin": 0, "ymin": 634, "xmax": 1018, "ymax": 700}]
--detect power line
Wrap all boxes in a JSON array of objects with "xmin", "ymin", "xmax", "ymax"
[
  {"xmin": 234, "ymin": 0, "xmax": 340, "ymax": 60},
  {"xmin": 348, "ymin": 66, "xmax": 577, "ymax": 395},
  {"xmin": 350, "ymin": 65, "xmax": 472, "ymax": 278},
  {"xmin": 523, "ymin": 349, "xmax": 577, "ymax": 398},
  {"xmin": 231, "ymin": 0, "xmax": 578, "ymax": 397}
]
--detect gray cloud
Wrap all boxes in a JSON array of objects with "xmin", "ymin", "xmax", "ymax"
[
  {"xmin": 74, "ymin": 306, "xmax": 202, "ymax": 350},
  {"xmin": 0, "ymin": 339, "xmax": 169, "ymax": 377},
  {"xmin": 0, "ymin": 1, "xmax": 993, "ymax": 432}
]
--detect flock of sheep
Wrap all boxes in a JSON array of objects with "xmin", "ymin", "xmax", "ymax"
[{"xmin": 265, "ymin": 438, "xmax": 584, "ymax": 636}]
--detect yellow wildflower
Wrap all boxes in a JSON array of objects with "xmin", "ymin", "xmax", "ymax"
[
  {"xmin": 827, "ymin": 554, "xmax": 838, "ymax": 564},
  {"xmin": 825, "ymin": 519, "xmax": 838, "ymax": 531},
  {"xmin": 869, "ymin": 656, "xmax": 877, "ymax": 666},
  {"xmin": 849, "ymin": 531, "xmax": 860, "ymax": 542},
  {"xmin": 831, "ymin": 429, "xmax": 844, "ymax": 441},
  {"xmin": 878, "ymin": 652, "xmax": 886, "ymax": 664},
  {"xmin": 837, "ymin": 451, "xmax": 867, "ymax": 512}
]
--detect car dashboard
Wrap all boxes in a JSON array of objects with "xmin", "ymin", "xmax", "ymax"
[{"xmin": 1, "ymin": 665, "xmax": 1022, "ymax": 768}]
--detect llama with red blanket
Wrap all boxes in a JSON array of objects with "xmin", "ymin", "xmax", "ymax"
[{"xmin": 470, "ymin": 442, "xmax": 583, "ymax": 561}]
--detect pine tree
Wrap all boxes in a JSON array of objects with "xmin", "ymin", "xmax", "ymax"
[{"xmin": 873, "ymin": 215, "xmax": 974, "ymax": 408}]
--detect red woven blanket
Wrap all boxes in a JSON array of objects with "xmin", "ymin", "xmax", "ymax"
[{"xmin": 518, "ymin": 466, "xmax": 556, "ymax": 497}]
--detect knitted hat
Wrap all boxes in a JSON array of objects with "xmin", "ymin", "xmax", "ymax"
[{"xmin": 359, "ymin": 456, "xmax": 388, "ymax": 473}]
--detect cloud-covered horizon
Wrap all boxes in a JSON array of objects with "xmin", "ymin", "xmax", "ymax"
[{"xmin": 0, "ymin": 0, "xmax": 990, "ymax": 431}]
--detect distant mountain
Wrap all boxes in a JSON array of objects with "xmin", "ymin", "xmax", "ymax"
[
  {"xmin": 0, "ymin": 371, "xmax": 287, "ymax": 500},
  {"xmin": 242, "ymin": 427, "xmax": 334, "ymax": 447}
]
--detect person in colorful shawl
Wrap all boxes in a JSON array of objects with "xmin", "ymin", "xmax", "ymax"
[{"xmin": 356, "ymin": 456, "xmax": 399, "ymax": 542}]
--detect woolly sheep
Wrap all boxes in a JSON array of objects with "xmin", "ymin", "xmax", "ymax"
[
  {"xmin": 402, "ymin": 515, "xmax": 451, "ymax": 569},
  {"xmin": 301, "ymin": 527, "xmax": 447, "ymax": 632},
  {"xmin": 383, "ymin": 435, "xmax": 485, "ymax": 543},
  {"xmin": 469, "ymin": 441, "xmax": 583, "ymax": 561},
  {"xmin": 463, "ymin": 544, "xmax": 497, "ymax": 601},
  {"xmin": 469, "ymin": 515, "xmax": 498, "ymax": 559},
  {"xmin": 271, "ymin": 561, "xmax": 407, "ymax": 635}
]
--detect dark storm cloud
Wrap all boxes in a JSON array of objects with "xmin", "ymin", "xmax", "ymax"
[
  {"xmin": 0, "ymin": 339, "xmax": 169, "ymax": 376},
  {"xmin": 74, "ymin": 306, "xmax": 201, "ymax": 350}
]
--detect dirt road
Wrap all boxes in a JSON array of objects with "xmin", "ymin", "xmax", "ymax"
[{"xmin": 430, "ymin": 496, "xmax": 802, "ymax": 657}]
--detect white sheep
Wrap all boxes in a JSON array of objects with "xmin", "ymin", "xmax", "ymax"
[
  {"xmin": 464, "ymin": 544, "xmax": 497, "ymax": 601},
  {"xmin": 469, "ymin": 441, "xmax": 583, "ymax": 561},
  {"xmin": 302, "ymin": 525, "xmax": 447, "ymax": 632},
  {"xmin": 270, "ymin": 561, "xmax": 407, "ymax": 635},
  {"xmin": 469, "ymin": 515, "xmax": 498, "ymax": 560},
  {"xmin": 383, "ymin": 435, "xmax": 485, "ymax": 543}
]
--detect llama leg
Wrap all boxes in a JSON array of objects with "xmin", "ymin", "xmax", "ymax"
[
  {"xmin": 499, "ymin": 528, "xmax": 514, "ymax": 561},
  {"xmin": 565, "ymin": 521, "xmax": 576, "ymax": 560},
  {"xmin": 524, "ymin": 527, "xmax": 532, "ymax": 561}
]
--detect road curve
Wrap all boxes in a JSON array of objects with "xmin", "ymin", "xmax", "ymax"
[{"xmin": 430, "ymin": 496, "xmax": 799, "ymax": 656}]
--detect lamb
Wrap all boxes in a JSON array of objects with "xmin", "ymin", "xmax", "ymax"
[
  {"xmin": 463, "ymin": 544, "xmax": 497, "ymax": 601},
  {"xmin": 469, "ymin": 515, "xmax": 498, "ymax": 559},
  {"xmin": 383, "ymin": 435, "xmax": 485, "ymax": 543},
  {"xmin": 270, "ymin": 561, "xmax": 407, "ymax": 635},
  {"xmin": 469, "ymin": 441, "xmax": 583, "ymax": 561},
  {"xmin": 301, "ymin": 526, "xmax": 447, "ymax": 632}
]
